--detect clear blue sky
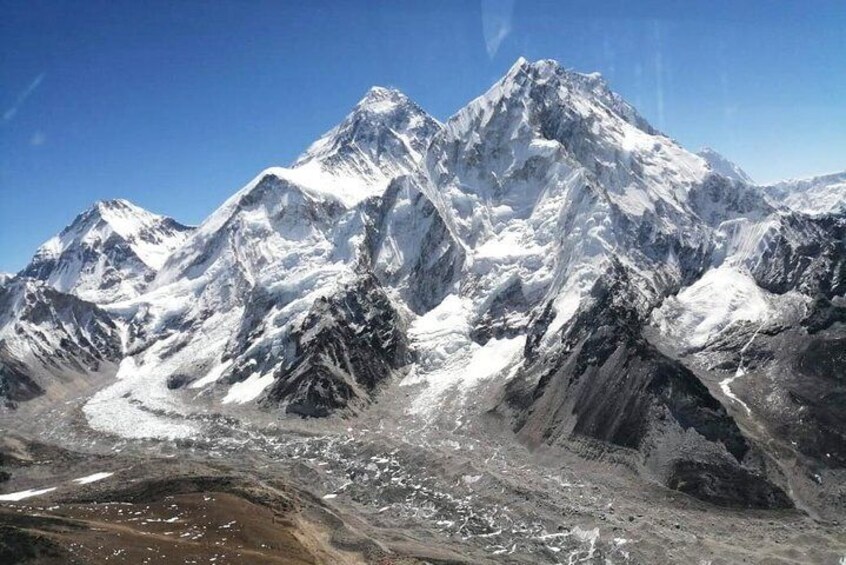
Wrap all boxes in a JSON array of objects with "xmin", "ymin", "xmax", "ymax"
[{"xmin": 2, "ymin": 0, "xmax": 845, "ymax": 272}]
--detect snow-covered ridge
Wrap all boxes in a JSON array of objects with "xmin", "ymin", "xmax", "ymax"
[
  {"xmin": 429, "ymin": 56, "xmax": 708, "ymax": 223},
  {"xmin": 290, "ymin": 86, "xmax": 443, "ymax": 206},
  {"xmin": 21, "ymin": 199, "xmax": 193, "ymax": 303},
  {"xmin": 295, "ymin": 86, "xmax": 442, "ymax": 163},
  {"xmin": 0, "ymin": 277, "xmax": 121, "ymax": 405},
  {"xmin": 697, "ymin": 147, "xmax": 755, "ymax": 184},
  {"xmin": 763, "ymin": 170, "xmax": 846, "ymax": 216}
]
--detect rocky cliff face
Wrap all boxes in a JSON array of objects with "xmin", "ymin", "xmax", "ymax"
[
  {"xmin": 0, "ymin": 278, "xmax": 121, "ymax": 406},
  {"xmin": 501, "ymin": 267, "xmax": 791, "ymax": 507},
  {"xmin": 262, "ymin": 274, "xmax": 412, "ymax": 417}
]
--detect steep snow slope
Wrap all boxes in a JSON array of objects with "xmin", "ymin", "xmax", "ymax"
[
  {"xmin": 290, "ymin": 86, "xmax": 442, "ymax": 206},
  {"xmin": 428, "ymin": 58, "xmax": 708, "ymax": 222},
  {"xmin": 763, "ymin": 170, "xmax": 846, "ymax": 216},
  {"xmin": 21, "ymin": 199, "xmax": 193, "ymax": 303},
  {"xmin": 697, "ymin": 147, "xmax": 754, "ymax": 184},
  {"xmin": 422, "ymin": 57, "xmax": 715, "ymax": 356}
]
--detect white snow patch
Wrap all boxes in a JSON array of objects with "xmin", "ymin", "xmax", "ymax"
[
  {"xmin": 542, "ymin": 261, "xmax": 604, "ymax": 343},
  {"xmin": 403, "ymin": 295, "xmax": 525, "ymax": 416},
  {"xmin": 73, "ymin": 472, "xmax": 114, "ymax": 485},
  {"xmin": 474, "ymin": 230, "xmax": 544, "ymax": 262},
  {"xmin": 652, "ymin": 265, "xmax": 773, "ymax": 348},
  {"xmin": 190, "ymin": 359, "xmax": 233, "ymax": 389},
  {"xmin": 0, "ymin": 487, "xmax": 57, "ymax": 502},
  {"xmin": 222, "ymin": 371, "xmax": 275, "ymax": 405}
]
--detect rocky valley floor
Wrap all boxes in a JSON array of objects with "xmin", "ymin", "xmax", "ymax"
[{"xmin": 2, "ymin": 380, "xmax": 845, "ymax": 565}]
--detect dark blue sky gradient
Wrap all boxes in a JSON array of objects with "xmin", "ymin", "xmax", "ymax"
[{"xmin": 1, "ymin": 0, "xmax": 844, "ymax": 271}]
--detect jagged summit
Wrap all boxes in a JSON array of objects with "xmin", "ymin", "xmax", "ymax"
[
  {"xmin": 697, "ymin": 147, "xmax": 754, "ymax": 184},
  {"xmin": 294, "ymin": 84, "xmax": 441, "ymax": 163},
  {"xmin": 505, "ymin": 57, "xmax": 603, "ymax": 83},
  {"xmin": 496, "ymin": 57, "xmax": 656, "ymax": 134},
  {"xmin": 428, "ymin": 56, "xmax": 705, "ymax": 226},
  {"xmin": 153, "ymin": 85, "xmax": 443, "ymax": 287},
  {"xmin": 95, "ymin": 197, "xmax": 137, "ymax": 210},
  {"xmin": 20, "ymin": 198, "xmax": 193, "ymax": 303},
  {"xmin": 290, "ymin": 85, "xmax": 441, "ymax": 205},
  {"xmin": 353, "ymin": 86, "xmax": 415, "ymax": 115}
]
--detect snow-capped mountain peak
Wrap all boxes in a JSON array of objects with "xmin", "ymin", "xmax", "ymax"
[
  {"xmin": 153, "ymin": 87, "xmax": 445, "ymax": 289},
  {"xmin": 20, "ymin": 199, "xmax": 193, "ymax": 303},
  {"xmin": 697, "ymin": 147, "xmax": 755, "ymax": 184},
  {"xmin": 91, "ymin": 199, "xmax": 194, "ymax": 270},
  {"xmin": 355, "ymin": 85, "xmax": 414, "ymax": 114},
  {"xmin": 290, "ymin": 85, "xmax": 442, "ymax": 206},
  {"xmin": 295, "ymin": 84, "xmax": 441, "ymax": 161},
  {"xmin": 428, "ymin": 57, "xmax": 707, "ymax": 225}
]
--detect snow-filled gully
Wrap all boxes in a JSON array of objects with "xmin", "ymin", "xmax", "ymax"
[{"xmin": 719, "ymin": 322, "xmax": 764, "ymax": 416}]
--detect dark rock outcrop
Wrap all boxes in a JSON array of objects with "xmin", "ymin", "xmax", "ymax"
[
  {"xmin": 500, "ymin": 268, "xmax": 790, "ymax": 508},
  {"xmin": 0, "ymin": 279, "xmax": 122, "ymax": 406},
  {"xmin": 263, "ymin": 275, "xmax": 412, "ymax": 417}
]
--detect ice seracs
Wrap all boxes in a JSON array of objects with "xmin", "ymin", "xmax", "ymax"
[{"xmin": 403, "ymin": 294, "xmax": 525, "ymax": 419}]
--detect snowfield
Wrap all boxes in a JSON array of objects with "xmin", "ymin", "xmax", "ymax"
[{"xmin": 403, "ymin": 295, "xmax": 526, "ymax": 417}]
